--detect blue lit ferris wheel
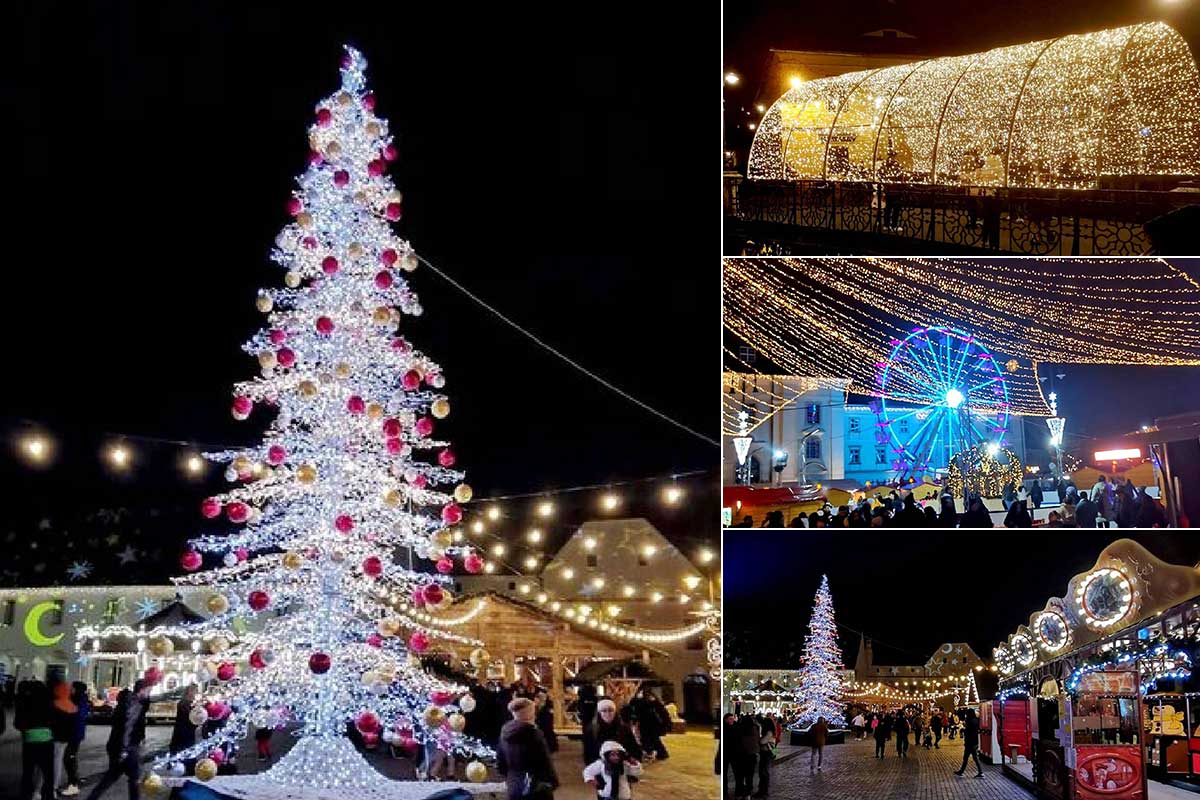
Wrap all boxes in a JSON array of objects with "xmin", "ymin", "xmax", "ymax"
[{"xmin": 873, "ymin": 326, "xmax": 1011, "ymax": 478}]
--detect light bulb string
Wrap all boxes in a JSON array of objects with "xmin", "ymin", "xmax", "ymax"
[{"xmin": 414, "ymin": 253, "xmax": 718, "ymax": 447}]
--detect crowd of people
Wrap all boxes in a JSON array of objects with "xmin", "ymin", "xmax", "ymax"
[{"xmin": 730, "ymin": 473, "xmax": 1173, "ymax": 529}]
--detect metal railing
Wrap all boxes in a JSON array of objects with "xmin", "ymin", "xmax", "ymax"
[{"xmin": 724, "ymin": 176, "xmax": 1199, "ymax": 255}]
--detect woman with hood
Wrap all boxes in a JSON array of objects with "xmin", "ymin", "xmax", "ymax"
[
  {"xmin": 497, "ymin": 697, "xmax": 559, "ymax": 800},
  {"xmin": 584, "ymin": 699, "xmax": 641, "ymax": 764},
  {"xmin": 584, "ymin": 740, "xmax": 643, "ymax": 800},
  {"xmin": 1004, "ymin": 500, "xmax": 1033, "ymax": 528}
]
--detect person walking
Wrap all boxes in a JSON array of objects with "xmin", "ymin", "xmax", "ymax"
[
  {"xmin": 912, "ymin": 711, "xmax": 925, "ymax": 752},
  {"xmin": 752, "ymin": 715, "xmax": 776, "ymax": 797},
  {"xmin": 169, "ymin": 684, "xmax": 199, "ymax": 758},
  {"xmin": 930, "ymin": 711, "xmax": 943, "ymax": 749},
  {"xmin": 893, "ymin": 712, "xmax": 910, "ymax": 759},
  {"xmin": 954, "ymin": 708, "xmax": 984, "ymax": 778},
  {"xmin": 808, "ymin": 716, "xmax": 828, "ymax": 773},
  {"xmin": 49, "ymin": 679, "xmax": 78, "ymax": 796},
  {"xmin": 534, "ymin": 689, "xmax": 559, "ymax": 754},
  {"xmin": 16, "ymin": 678, "xmax": 55, "ymax": 800},
  {"xmin": 873, "ymin": 713, "xmax": 889, "ymax": 759},
  {"xmin": 60, "ymin": 682, "xmax": 89, "ymax": 796},
  {"xmin": 948, "ymin": 712, "xmax": 959, "ymax": 740},
  {"xmin": 731, "ymin": 715, "xmax": 760, "ymax": 800},
  {"xmin": 497, "ymin": 697, "xmax": 559, "ymax": 800},
  {"xmin": 84, "ymin": 678, "xmax": 151, "ymax": 800},
  {"xmin": 851, "ymin": 711, "xmax": 865, "ymax": 740}
]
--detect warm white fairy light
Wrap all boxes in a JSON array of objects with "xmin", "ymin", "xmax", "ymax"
[
  {"xmin": 698, "ymin": 548, "xmax": 715, "ymax": 564},
  {"xmin": 748, "ymin": 22, "xmax": 1200, "ymax": 189},
  {"xmin": 663, "ymin": 486, "xmax": 683, "ymax": 504},
  {"xmin": 683, "ymin": 575, "xmax": 702, "ymax": 591},
  {"xmin": 486, "ymin": 507, "xmax": 501, "ymax": 521},
  {"xmin": 537, "ymin": 501, "xmax": 553, "ymax": 517},
  {"xmin": 651, "ymin": 592, "xmax": 663, "ymax": 603},
  {"xmin": 20, "ymin": 434, "xmax": 51, "ymax": 465},
  {"xmin": 491, "ymin": 543, "xmax": 506, "ymax": 556},
  {"xmin": 622, "ymin": 585, "xmax": 636, "ymax": 598},
  {"xmin": 583, "ymin": 537, "xmax": 597, "ymax": 551},
  {"xmin": 523, "ymin": 555, "xmax": 539, "ymax": 570},
  {"xmin": 601, "ymin": 494, "xmax": 619, "ymax": 511},
  {"xmin": 526, "ymin": 528, "xmax": 542, "ymax": 543},
  {"xmin": 1034, "ymin": 610, "xmax": 1070, "ymax": 653},
  {"xmin": 108, "ymin": 444, "xmax": 131, "ymax": 469},
  {"xmin": 591, "ymin": 577, "xmax": 605, "ymax": 589}
]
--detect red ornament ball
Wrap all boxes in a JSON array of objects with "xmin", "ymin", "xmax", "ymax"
[
  {"xmin": 269, "ymin": 329, "xmax": 287, "ymax": 345},
  {"xmin": 438, "ymin": 449, "xmax": 456, "ymax": 467},
  {"xmin": 430, "ymin": 690, "xmax": 454, "ymax": 706},
  {"xmin": 308, "ymin": 150, "xmax": 324, "ymax": 166},
  {"xmin": 226, "ymin": 502, "xmax": 250, "ymax": 523},
  {"xmin": 276, "ymin": 347, "xmax": 295, "ymax": 368},
  {"xmin": 232, "ymin": 396, "xmax": 253, "ymax": 418},
  {"xmin": 248, "ymin": 591, "xmax": 270, "ymax": 611},
  {"xmin": 286, "ymin": 197, "xmax": 303, "ymax": 216},
  {"xmin": 347, "ymin": 395, "xmax": 366, "ymax": 414},
  {"xmin": 380, "ymin": 248, "xmax": 398, "ymax": 266},
  {"xmin": 302, "ymin": 236, "xmax": 318, "ymax": 249},
  {"xmin": 334, "ymin": 514, "xmax": 355, "ymax": 534},
  {"xmin": 366, "ymin": 633, "xmax": 383, "ymax": 648},
  {"xmin": 397, "ymin": 736, "xmax": 418, "ymax": 756},
  {"xmin": 144, "ymin": 666, "xmax": 164, "ymax": 685},
  {"xmin": 208, "ymin": 749, "xmax": 225, "ymax": 765},
  {"xmin": 411, "ymin": 587, "xmax": 427, "ymax": 607},
  {"xmin": 266, "ymin": 445, "xmax": 287, "ymax": 465},
  {"xmin": 463, "ymin": 553, "xmax": 484, "ymax": 574},
  {"xmin": 374, "ymin": 271, "xmax": 394, "ymax": 290},
  {"xmin": 249, "ymin": 649, "xmax": 266, "ymax": 669},
  {"xmin": 385, "ymin": 202, "xmax": 402, "ymax": 221},
  {"xmin": 386, "ymin": 438, "xmax": 403, "ymax": 455},
  {"xmin": 362, "ymin": 556, "xmax": 383, "ymax": 578},
  {"xmin": 356, "ymin": 710, "xmax": 381, "ymax": 734},
  {"xmin": 181, "ymin": 551, "xmax": 203, "ymax": 571},
  {"xmin": 401, "ymin": 370, "xmax": 421, "ymax": 391},
  {"xmin": 235, "ymin": 547, "xmax": 249, "ymax": 562},
  {"xmin": 436, "ymin": 557, "xmax": 454, "ymax": 575},
  {"xmin": 216, "ymin": 662, "xmax": 236, "ymax": 681},
  {"xmin": 363, "ymin": 93, "xmax": 376, "ymax": 111},
  {"xmin": 367, "ymin": 159, "xmax": 386, "ymax": 177},
  {"xmin": 410, "ymin": 474, "xmax": 428, "ymax": 489},
  {"xmin": 201, "ymin": 498, "xmax": 222, "ymax": 519},
  {"xmin": 414, "ymin": 416, "xmax": 434, "ymax": 437},
  {"xmin": 382, "ymin": 418, "xmax": 402, "ymax": 438},
  {"xmin": 383, "ymin": 144, "xmax": 398, "ymax": 162},
  {"xmin": 441, "ymin": 503, "xmax": 463, "ymax": 525},
  {"xmin": 315, "ymin": 316, "xmax": 335, "ymax": 335},
  {"xmin": 316, "ymin": 108, "xmax": 332, "ymax": 126},
  {"xmin": 309, "ymin": 652, "xmax": 331, "ymax": 674},
  {"xmin": 333, "ymin": 170, "xmax": 350, "ymax": 188},
  {"xmin": 321, "ymin": 256, "xmax": 340, "ymax": 274},
  {"xmin": 408, "ymin": 631, "xmax": 430, "ymax": 653},
  {"xmin": 422, "ymin": 584, "xmax": 444, "ymax": 605},
  {"xmin": 391, "ymin": 336, "xmax": 411, "ymax": 354}
]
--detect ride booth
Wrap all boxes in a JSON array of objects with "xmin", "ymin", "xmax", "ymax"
[{"xmin": 980, "ymin": 696, "xmax": 1033, "ymax": 766}]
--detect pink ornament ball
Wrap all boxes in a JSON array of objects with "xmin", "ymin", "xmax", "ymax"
[
  {"xmin": 308, "ymin": 149, "xmax": 324, "ymax": 166},
  {"xmin": 380, "ymin": 248, "xmax": 398, "ymax": 266},
  {"xmin": 201, "ymin": 498, "xmax": 222, "ymax": 519},
  {"xmin": 356, "ymin": 710, "xmax": 381, "ymax": 734},
  {"xmin": 422, "ymin": 584, "xmax": 444, "ymax": 606},
  {"xmin": 276, "ymin": 347, "xmax": 295, "ymax": 368},
  {"xmin": 286, "ymin": 197, "xmax": 303, "ymax": 216},
  {"xmin": 366, "ymin": 633, "xmax": 383, "ymax": 648},
  {"xmin": 322, "ymin": 256, "xmax": 340, "ymax": 275},
  {"xmin": 362, "ymin": 556, "xmax": 383, "ymax": 577},
  {"xmin": 181, "ymin": 551, "xmax": 203, "ymax": 571},
  {"xmin": 333, "ymin": 170, "xmax": 350, "ymax": 188},
  {"xmin": 401, "ymin": 370, "xmax": 421, "ymax": 391},
  {"xmin": 309, "ymin": 652, "xmax": 331, "ymax": 674},
  {"xmin": 209, "ymin": 749, "xmax": 225, "ymax": 765},
  {"xmin": 385, "ymin": 202, "xmax": 402, "ymax": 221},
  {"xmin": 397, "ymin": 736, "xmax": 418, "ymax": 756},
  {"xmin": 374, "ymin": 271, "xmax": 393, "ymax": 289},
  {"xmin": 143, "ymin": 666, "xmax": 164, "ymax": 685},
  {"xmin": 414, "ymin": 416, "xmax": 434, "ymax": 437},
  {"xmin": 316, "ymin": 108, "xmax": 332, "ymax": 126},
  {"xmin": 315, "ymin": 316, "xmax": 335, "ymax": 335},
  {"xmin": 347, "ymin": 395, "xmax": 366, "ymax": 414},
  {"xmin": 226, "ymin": 502, "xmax": 250, "ymax": 523},
  {"xmin": 390, "ymin": 336, "xmax": 410, "ymax": 354},
  {"xmin": 438, "ymin": 449, "xmax": 456, "ymax": 467},
  {"xmin": 269, "ymin": 329, "xmax": 287, "ymax": 345},
  {"xmin": 430, "ymin": 690, "xmax": 454, "ymax": 706},
  {"xmin": 382, "ymin": 418, "xmax": 402, "ymax": 438},
  {"xmin": 235, "ymin": 547, "xmax": 249, "ymax": 562},
  {"xmin": 266, "ymin": 445, "xmax": 287, "ymax": 465},
  {"xmin": 302, "ymin": 236, "xmax": 318, "ymax": 249},
  {"xmin": 232, "ymin": 396, "xmax": 253, "ymax": 419},
  {"xmin": 248, "ymin": 590, "xmax": 270, "ymax": 611},
  {"xmin": 411, "ymin": 587, "xmax": 427, "ymax": 607},
  {"xmin": 362, "ymin": 731, "xmax": 379, "ymax": 747},
  {"xmin": 410, "ymin": 474, "xmax": 427, "ymax": 489},
  {"xmin": 408, "ymin": 631, "xmax": 429, "ymax": 653},
  {"xmin": 386, "ymin": 438, "xmax": 403, "ymax": 455},
  {"xmin": 249, "ymin": 649, "xmax": 267, "ymax": 669},
  {"xmin": 216, "ymin": 662, "xmax": 237, "ymax": 681},
  {"xmin": 441, "ymin": 503, "xmax": 463, "ymax": 525},
  {"xmin": 367, "ymin": 159, "xmax": 386, "ymax": 177},
  {"xmin": 463, "ymin": 553, "xmax": 483, "ymax": 574},
  {"xmin": 363, "ymin": 93, "xmax": 376, "ymax": 111},
  {"xmin": 436, "ymin": 557, "xmax": 454, "ymax": 575},
  {"xmin": 334, "ymin": 514, "xmax": 355, "ymax": 534},
  {"xmin": 383, "ymin": 144, "xmax": 398, "ymax": 162}
]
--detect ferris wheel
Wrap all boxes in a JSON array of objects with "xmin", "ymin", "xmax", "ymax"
[{"xmin": 873, "ymin": 325, "xmax": 1011, "ymax": 478}]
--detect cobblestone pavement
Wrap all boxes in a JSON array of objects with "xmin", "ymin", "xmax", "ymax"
[{"xmin": 740, "ymin": 736, "xmax": 1035, "ymax": 800}]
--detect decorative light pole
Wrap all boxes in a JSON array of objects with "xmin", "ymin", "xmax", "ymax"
[
  {"xmin": 732, "ymin": 410, "xmax": 755, "ymax": 486},
  {"xmin": 1046, "ymin": 391, "xmax": 1066, "ymax": 481}
]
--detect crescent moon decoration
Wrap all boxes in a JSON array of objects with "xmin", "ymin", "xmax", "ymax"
[{"xmin": 24, "ymin": 601, "xmax": 65, "ymax": 647}]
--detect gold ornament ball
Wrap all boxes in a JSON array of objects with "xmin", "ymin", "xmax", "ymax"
[
  {"xmin": 336, "ymin": 91, "xmax": 353, "ymax": 107},
  {"xmin": 383, "ymin": 489, "xmax": 402, "ymax": 507},
  {"xmin": 353, "ymin": 190, "xmax": 369, "ymax": 206},
  {"xmin": 284, "ymin": 271, "xmax": 302, "ymax": 288},
  {"xmin": 206, "ymin": 594, "xmax": 230, "ymax": 615},
  {"xmin": 361, "ymin": 670, "xmax": 380, "ymax": 686},
  {"xmin": 377, "ymin": 618, "xmax": 400, "ymax": 637},
  {"xmin": 431, "ymin": 530, "xmax": 453, "ymax": 550},
  {"xmin": 282, "ymin": 551, "xmax": 303, "ymax": 570},
  {"xmin": 423, "ymin": 706, "xmax": 446, "ymax": 727},
  {"xmin": 258, "ymin": 351, "xmax": 277, "ymax": 370},
  {"xmin": 348, "ymin": 242, "xmax": 364, "ymax": 258},
  {"xmin": 431, "ymin": 398, "xmax": 450, "ymax": 419},
  {"xmin": 141, "ymin": 773, "xmax": 165, "ymax": 795},
  {"xmin": 372, "ymin": 307, "xmax": 392, "ymax": 324},
  {"xmin": 448, "ymin": 713, "xmax": 467, "ymax": 732},
  {"xmin": 194, "ymin": 759, "xmax": 218, "ymax": 782},
  {"xmin": 296, "ymin": 212, "xmax": 314, "ymax": 229},
  {"xmin": 255, "ymin": 295, "xmax": 273, "ymax": 313},
  {"xmin": 299, "ymin": 381, "xmax": 318, "ymax": 398},
  {"xmin": 469, "ymin": 648, "xmax": 491, "ymax": 667},
  {"xmin": 296, "ymin": 464, "xmax": 318, "ymax": 484},
  {"xmin": 232, "ymin": 456, "xmax": 251, "ymax": 473},
  {"xmin": 208, "ymin": 635, "xmax": 230, "ymax": 654},
  {"xmin": 334, "ymin": 362, "xmax": 352, "ymax": 379},
  {"xmin": 149, "ymin": 636, "xmax": 174, "ymax": 657},
  {"xmin": 365, "ymin": 122, "xmax": 381, "ymax": 137},
  {"xmin": 325, "ymin": 141, "xmax": 342, "ymax": 158},
  {"xmin": 465, "ymin": 761, "xmax": 488, "ymax": 783},
  {"xmin": 453, "ymin": 484, "xmax": 473, "ymax": 503},
  {"xmin": 367, "ymin": 402, "xmax": 384, "ymax": 419}
]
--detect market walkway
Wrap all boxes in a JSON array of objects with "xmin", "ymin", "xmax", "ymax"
[{"xmin": 747, "ymin": 735, "xmax": 1035, "ymax": 800}]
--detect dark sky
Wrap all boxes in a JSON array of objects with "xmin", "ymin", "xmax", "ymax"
[
  {"xmin": 4, "ymin": 4, "xmax": 718, "ymax": 512},
  {"xmin": 724, "ymin": 531, "xmax": 1200, "ymax": 670}
]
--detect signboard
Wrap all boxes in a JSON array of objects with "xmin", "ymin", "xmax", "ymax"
[{"xmin": 1076, "ymin": 671, "xmax": 1138, "ymax": 695}]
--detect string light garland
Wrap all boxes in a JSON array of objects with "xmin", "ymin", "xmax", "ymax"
[
  {"xmin": 945, "ymin": 444, "xmax": 1024, "ymax": 498},
  {"xmin": 748, "ymin": 22, "xmax": 1200, "ymax": 189}
]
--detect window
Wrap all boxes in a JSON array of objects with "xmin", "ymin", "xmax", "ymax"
[
  {"xmin": 738, "ymin": 346, "xmax": 757, "ymax": 365},
  {"xmin": 876, "ymin": 446, "xmax": 888, "ymax": 464},
  {"xmin": 586, "ymin": 554, "xmax": 598, "ymax": 568},
  {"xmin": 848, "ymin": 417, "xmax": 861, "ymax": 435},
  {"xmin": 806, "ymin": 404, "xmax": 821, "ymax": 424},
  {"xmin": 1, "ymin": 600, "xmax": 13, "ymax": 626},
  {"xmin": 898, "ymin": 418, "xmax": 909, "ymax": 434},
  {"xmin": 637, "ymin": 554, "xmax": 649, "ymax": 567},
  {"xmin": 848, "ymin": 446, "xmax": 861, "ymax": 466},
  {"xmin": 805, "ymin": 439, "xmax": 821, "ymax": 459},
  {"xmin": 50, "ymin": 600, "xmax": 64, "ymax": 626}
]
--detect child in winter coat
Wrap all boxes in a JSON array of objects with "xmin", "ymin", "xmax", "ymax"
[{"xmin": 584, "ymin": 740, "xmax": 642, "ymax": 800}]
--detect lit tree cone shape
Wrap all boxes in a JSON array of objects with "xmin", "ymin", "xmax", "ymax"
[
  {"xmin": 794, "ymin": 575, "xmax": 846, "ymax": 729},
  {"xmin": 153, "ymin": 46, "xmax": 491, "ymax": 789}
]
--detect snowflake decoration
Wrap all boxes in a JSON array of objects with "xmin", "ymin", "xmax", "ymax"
[
  {"xmin": 66, "ymin": 561, "xmax": 93, "ymax": 581},
  {"xmin": 135, "ymin": 597, "xmax": 160, "ymax": 620},
  {"xmin": 117, "ymin": 545, "xmax": 139, "ymax": 565}
]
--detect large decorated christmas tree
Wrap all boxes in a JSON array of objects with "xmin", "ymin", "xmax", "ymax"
[
  {"xmin": 149, "ymin": 46, "xmax": 493, "ymax": 791},
  {"xmin": 793, "ymin": 575, "xmax": 845, "ymax": 729}
]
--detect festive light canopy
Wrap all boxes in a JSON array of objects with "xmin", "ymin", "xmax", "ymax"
[{"xmin": 748, "ymin": 22, "xmax": 1200, "ymax": 189}]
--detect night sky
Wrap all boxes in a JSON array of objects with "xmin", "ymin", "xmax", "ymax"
[
  {"xmin": 724, "ymin": 531, "xmax": 1200, "ymax": 671},
  {"xmin": 1, "ymin": 3, "xmax": 718, "ymax": 584}
]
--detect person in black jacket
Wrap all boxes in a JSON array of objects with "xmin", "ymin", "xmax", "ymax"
[
  {"xmin": 584, "ymin": 699, "xmax": 642, "ymax": 764},
  {"xmin": 533, "ymin": 689, "xmax": 558, "ymax": 754},
  {"xmin": 635, "ymin": 690, "xmax": 670, "ymax": 761},
  {"xmin": 16, "ymin": 678, "xmax": 55, "ymax": 800},
  {"xmin": 954, "ymin": 708, "xmax": 984, "ymax": 778},
  {"xmin": 893, "ymin": 712, "xmax": 910, "ymax": 759},
  {"xmin": 496, "ymin": 697, "xmax": 558, "ymax": 800},
  {"xmin": 85, "ymin": 679, "xmax": 150, "ymax": 800},
  {"xmin": 168, "ymin": 684, "xmax": 198, "ymax": 756}
]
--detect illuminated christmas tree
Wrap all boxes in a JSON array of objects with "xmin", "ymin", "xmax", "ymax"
[
  {"xmin": 149, "ymin": 46, "xmax": 493, "ymax": 791},
  {"xmin": 794, "ymin": 575, "xmax": 845, "ymax": 728}
]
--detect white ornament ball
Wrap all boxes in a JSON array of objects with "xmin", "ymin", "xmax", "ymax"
[
  {"xmin": 465, "ymin": 761, "xmax": 488, "ymax": 783},
  {"xmin": 401, "ymin": 253, "xmax": 419, "ymax": 272},
  {"xmin": 284, "ymin": 271, "xmax": 301, "ymax": 288},
  {"xmin": 223, "ymin": 553, "xmax": 238, "ymax": 567},
  {"xmin": 448, "ymin": 712, "xmax": 466, "ymax": 732},
  {"xmin": 224, "ymin": 467, "xmax": 238, "ymax": 482},
  {"xmin": 196, "ymin": 668, "xmax": 212, "ymax": 683},
  {"xmin": 169, "ymin": 762, "xmax": 186, "ymax": 777},
  {"xmin": 430, "ymin": 374, "xmax": 446, "ymax": 389},
  {"xmin": 459, "ymin": 694, "xmax": 477, "ymax": 713},
  {"xmin": 370, "ymin": 680, "xmax": 388, "ymax": 696},
  {"xmin": 189, "ymin": 706, "xmax": 209, "ymax": 726}
]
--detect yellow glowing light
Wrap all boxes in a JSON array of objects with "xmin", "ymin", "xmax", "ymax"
[
  {"xmin": 622, "ymin": 585, "xmax": 635, "ymax": 597},
  {"xmin": 725, "ymin": 72, "xmax": 740, "ymax": 86},
  {"xmin": 651, "ymin": 592, "xmax": 663, "ymax": 603},
  {"xmin": 518, "ymin": 584, "xmax": 531, "ymax": 594},
  {"xmin": 698, "ymin": 548, "xmax": 715, "ymax": 564},
  {"xmin": 788, "ymin": 75, "xmax": 804, "ymax": 90},
  {"xmin": 663, "ymin": 486, "xmax": 684, "ymax": 504},
  {"xmin": 537, "ymin": 502, "xmax": 553, "ymax": 517},
  {"xmin": 184, "ymin": 454, "xmax": 205, "ymax": 475},
  {"xmin": 471, "ymin": 521, "xmax": 484, "ymax": 534},
  {"xmin": 591, "ymin": 577, "xmax": 605, "ymax": 589},
  {"xmin": 601, "ymin": 494, "xmax": 619, "ymax": 511},
  {"xmin": 536, "ymin": 593, "xmax": 548, "ymax": 604},
  {"xmin": 523, "ymin": 556, "xmax": 539, "ymax": 569},
  {"xmin": 108, "ymin": 444, "xmax": 131, "ymax": 469},
  {"xmin": 483, "ymin": 562, "xmax": 496, "ymax": 574},
  {"xmin": 679, "ymin": 594, "xmax": 691, "ymax": 604},
  {"xmin": 642, "ymin": 544, "xmax": 657, "ymax": 558},
  {"xmin": 527, "ymin": 528, "xmax": 542, "ymax": 543},
  {"xmin": 550, "ymin": 601, "xmax": 562, "ymax": 611},
  {"xmin": 606, "ymin": 605, "xmax": 621, "ymax": 618},
  {"xmin": 683, "ymin": 575, "xmax": 702, "ymax": 590},
  {"xmin": 583, "ymin": 537, "xmax": 597, "ymax": 551},
  {"xmin": 491, "ymin": 544, "xmax": 506, "ymax": 556},
  {"xmin": 486, "ymin": 507, "xmax": 501, "ymax": 521},
  {"xmin": 562, "ymin": 568, "xmax": 575, "ymax": 580},
  {"xmin": 20, "ymin": 435, "xmax": 51, "ymax": 464}
]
